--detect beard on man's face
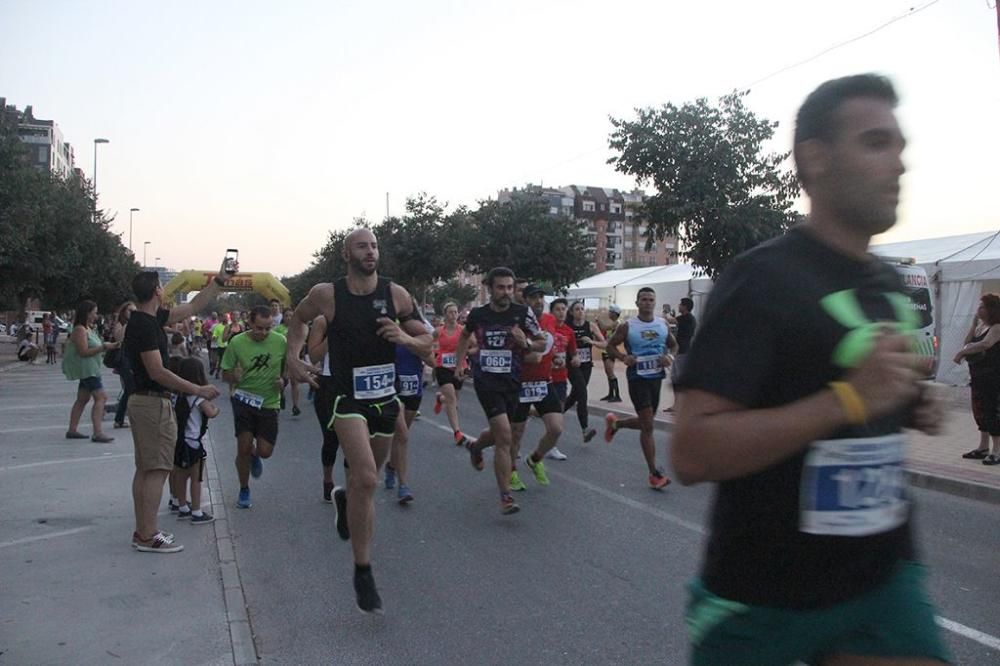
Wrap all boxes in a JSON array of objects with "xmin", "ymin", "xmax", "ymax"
[{"xmin": 349, "ymin": 254, "xmax": 378, "ymax": 276}]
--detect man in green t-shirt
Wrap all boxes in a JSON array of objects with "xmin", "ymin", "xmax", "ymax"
[
  {"xmin": 210, "ymin": 316, "xmax": 229, "ymax": 379},
  {"xmin": 221, "ymin": 305, "xmax": 287, "ymax": 509}
]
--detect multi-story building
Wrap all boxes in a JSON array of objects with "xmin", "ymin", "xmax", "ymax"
[
  {"xmin": 622, "ymin": 189, "xmax": 675, "ymax": 267},
  {"xmin": 1, "ymin": 98, "xmax": 75, "ymax": 178}
]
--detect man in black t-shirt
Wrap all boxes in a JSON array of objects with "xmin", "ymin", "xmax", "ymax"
[
  {"xmin": 672, "ymin": 75, "xmax": 948, "ymax": 664},
  {"xmin": 455, "ymin": 267, "xmax": 545, "ymax": 515},
  {"xmin": 124, "ymin": 263, "xmax": 225, "ymax": 554}
]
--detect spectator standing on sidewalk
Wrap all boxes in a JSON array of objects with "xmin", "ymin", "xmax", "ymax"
[
  {"xmin": 63, "ymin": 300, "xmax": 119, "ymax": 443},
  {"xmin": 112, "ymin": 302, "xmax": 135, "ymax": 429},
  {"xmin": 953, "ymin": 292, "xmax": 1000, "ymax": 465},
  {"xmin": 172, "ymin": 357, "xmax": 220, "ymax": 524},
  {"xmin": 124, "ymin": 262, "xmax": 225, "ymax": 553}
]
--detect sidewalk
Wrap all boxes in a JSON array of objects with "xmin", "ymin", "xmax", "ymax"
[{"xmin": 584, "ymin": 362, "xmax": 1000, "ymax": 504}]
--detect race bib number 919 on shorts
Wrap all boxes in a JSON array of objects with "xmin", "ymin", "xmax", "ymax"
[
  {"xmin": 353, "ymin": 363, "xmax": 396, "ymax": 400},
  {"xmin": 799, "ymin": 435, "xmax": 909, "ymax": 537},
  {"xmin": 398, "ymin": 374, "xmax": 420, "ymax": 397}
]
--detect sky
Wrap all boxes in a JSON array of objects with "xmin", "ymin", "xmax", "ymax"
[{"xmin": 2, "ymin": 0, "xmax": 998, "ymax": 277}]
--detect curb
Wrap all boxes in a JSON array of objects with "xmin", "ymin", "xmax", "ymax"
[
  {"xmin": 585, "ymin": 403, "xmax": 1000, "ymax": 506},
  {"xmin": 205, "ymin": 433, "xmax": 259, "ymax": 666}
]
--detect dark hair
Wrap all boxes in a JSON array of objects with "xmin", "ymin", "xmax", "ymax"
[
  {"xmin": 132, "ymin": 271, "xmax": 161, "ymax": 303},
  {"xmin": 177, "ymin": 357, "xmax": 208, "ymax": 388},
  {"xmin": 549, "ymin": 298, "xmax": 568, "ymax": 312},
  {"xmin": 484, "ymin": 267, "xmax": 515, "ymax": 287},
  {"xmin": 73, "ymin": 300, "xmax": 97, "ymax": 327},
  {"xmin": 637, "ymin": 287, "xmax": 656, "ymax": 297},
  {"xmin": 166, "ymin": 355, "xmax": 184, "ymax": 375},
  {"xmin": 249, "ymin": 305, "xmax": 272, "ymax": 323},
  {"xmin": 171, "ymin": 332, "xmax": 184, "ymax": 346},
  {"xmin": 116, "ymin": 301, "xmax": 134, "ymax": 325},
  {"xmin": 680, "ymin": 297, "xmax": 694, "ymax": 311},
  {"xmin": 269, "ymin": 298, "xmax": 280, "ymax": 305},
  {"xmin": 794, "ymin": 74, "xmax": 898, "ymax": 185},
  {"xmin": 981, "ymin": 294, "xmax": 1000, "ymax": 325}
]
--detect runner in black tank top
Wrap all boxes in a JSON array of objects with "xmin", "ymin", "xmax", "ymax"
[{"xmin": 563, "ymin": 301, "xmax": 603, "ymax": 442}]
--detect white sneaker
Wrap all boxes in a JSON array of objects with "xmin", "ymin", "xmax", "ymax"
[{"xmin": 546, "ymin": 447, "xmax": 568, "ymax": 461}]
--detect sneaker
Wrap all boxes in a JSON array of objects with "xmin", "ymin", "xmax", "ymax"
[
  {"xmin": 466, "ymin": 441, "xmax": 485, "ymax": 471},
  {"xmin": 190, "ymin": 512, "xmax": 215, "ymax": 525},
  {"xmin": 983, "ymin": 454, "xmax": 1000, "ymax": 466},
  {"xmin": 454, "ymin": 431, "xmax": 468, "ymax": 447},
  {"xmin": 167, "ymin": 498, "xmax": 180, "ymax": 513},
  {"xmin": 434, "ymin": 395, "xmax": 443, "ymax": 415},
  {"xmin": 250, "ymin": 455, "xmax": 263, "ymax": 479},
  {"xmin": 177, "ymin": 507, "xmax": 192, "ymax": 520},
  {"xmin": 500, "ymin": 493, "xmax": 520, "ymax": 515},
  {"xmin": 963, "ymin": 448, "xmax": 990, "ymax": 459},
  {"xmin": 384, "ymin": 464, "xmax": 396, "ymax": 490},
  {"xmin": 323, "ymin": 481, "xmax": 334, "ymax": 503},
  {"xmin": 583, "ymin": 428, "xmax": 597, "ymax": 443},
  {"xmin": 509, "ymin": 470, "xmax": 527, "ymax": 492},
  {"xmin": 604, "ymin": 413, "xmax": 618, "ymax": 443},
  {"xmin": 525, "ymin": 455, "xmax": 550, "ymax": 485},
  {"xmin": 397, "ymin": 484, "xmax": 414, "ymax": 505},
  {"xmin": 545, "ymin": 447, "xmax": 567, "ymax": 461},
  {"xmin": 292, "ymin": 405, "xmax": 301, "ymax": 416},
  {"xmin": 648, "ymin": 469, "xmax": 672, "ymax": 490},
  {"xmin": 134, "ymin": 532, "xmax": 184, "ymax": 553},
  {"xmin": 353, "ymin": 568, "xmax": 383, "ymax": 615},
  {"xmin": 91, "ymin": 434, "xmax": 114, "ymax": 443},
  {"xmin": 334, "ymin": 488, "xmax": 350, "ymax": 540},
  {"xmin": 65, "ymin": 431, "xmax": 88, "ymax": 440},
  {"xmin": 237, "ymin": 488, "xmax": 252, "ymax": 509},
  {"xmin": 608, "ymin": 395, "xmax": 623, "ymax": 403}
]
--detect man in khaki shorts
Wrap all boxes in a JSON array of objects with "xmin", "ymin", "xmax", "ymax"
[{"xmin": 123, "ymin": 261, "xmax": 228, "ymax": 553}]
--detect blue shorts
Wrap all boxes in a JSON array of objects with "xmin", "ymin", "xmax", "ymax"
[{"xmin": 79, "ymin": 376, "xmax": 104, "ymax": 392}]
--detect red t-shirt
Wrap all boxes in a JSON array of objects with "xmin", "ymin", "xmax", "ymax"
[
  {"xmin": 435, "ymin": 324, "xmax": 463, "ymax": 369},
  {"xmin": 549, "ymin": 319, "xmax": 577, "ymax": 384},
  {"xmin": 520, "ymin": 313, "xmax": 556, "ymax": 383}
]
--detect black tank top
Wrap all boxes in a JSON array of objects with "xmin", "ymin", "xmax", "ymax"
[
  {"xmin": 328, "ymin": 277, "xmax": 398, "ymax": 402},
  {"xmin": 968, "ymin": 326, "xmax": 1000, "ymax": 378},
  {"xmin": 571, "ymin": 319, "xmax": 594, "ymax": 364}
]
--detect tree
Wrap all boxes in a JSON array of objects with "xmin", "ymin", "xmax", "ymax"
[
  {"xmin": 459, "ymin": 193, "xmax": 592, "ymax": 291},
  {"xmin": 427, "ymin": 279, "xmax": 478, "ymax": 314},
  {"xmin": 609, "ymin": 91, "xmax": 802, "ymax": 279},
  {"xmin": 281, "ymin": 224, "xmax": 363, "ymax": 304}
]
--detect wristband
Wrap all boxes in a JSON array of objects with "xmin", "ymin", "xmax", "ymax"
[
  {"xmin": 213, "ymin": 276, "xmax": 226, "ymax": 287},
  {"xmin": 829, "ymin": 381, "xmax": 867, "ymax": 425}
]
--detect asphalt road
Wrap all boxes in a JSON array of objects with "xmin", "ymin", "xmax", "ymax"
[{"xmin": 207, "ymin": 379, "xmax": 1000, "ymax": 666}]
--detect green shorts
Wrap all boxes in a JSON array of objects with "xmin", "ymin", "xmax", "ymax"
[{"xmin": 686, "ymin": 560, "xmax": 950, "ymax": 665}]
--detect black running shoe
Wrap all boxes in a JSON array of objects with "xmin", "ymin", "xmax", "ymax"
[
  {"xmin": 323, "ymin": 481, "xmax": 334, "ymax": 503},
  {"xmin": 354, "ymin": 568, "xmax": 383, "ymax": 615},
  {"xmin": 334, "ymin": 487, "xmax": 350, "ymax": 541}
]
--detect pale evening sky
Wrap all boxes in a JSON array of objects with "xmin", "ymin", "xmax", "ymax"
[{"xmin": 2, "ymin": 0, "xmax": 997, "ymax": 277}]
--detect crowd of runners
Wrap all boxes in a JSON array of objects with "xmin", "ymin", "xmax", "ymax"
[{"xmin": 109, "ymin": 74, "xmax": 952, "ymax": 663}]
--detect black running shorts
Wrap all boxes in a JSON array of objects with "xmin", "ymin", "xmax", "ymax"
[
  {"xmin": 398, "ymin": 392, "xmax": 422, "ymax": 413},
  {"xmin": 512, "ymin": 384, "xmax": 562, "ymax": 423},
  {"xmin": 475, "ymin": 387, "xmax": 518, "ymax": 422},
  {"xmin": 434, "ymin": 366, "xmax": 463, "ymax": 391},
  {"xmin": 331, "ymin": 394, "xmax": 400, "ymax": 438},
  {"xmin": 627, "ymin": 378, "xmax": 662, "ymax": 413},
  {"xmin": 231, "ymin": 398, "xmax": 279, "ymax": 444}
]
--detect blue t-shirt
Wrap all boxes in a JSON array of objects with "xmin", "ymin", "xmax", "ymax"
[
  {"xmin": 395, "ymin": 344, "xmax": 424, "ymax": 397},
  {"xmin": 624, "ymin": 316, "xmax": 669, "ymax": 381}
]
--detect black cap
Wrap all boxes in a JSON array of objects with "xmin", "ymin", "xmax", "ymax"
[{"xmin": 523, "ymin": 283, "xmax": 546, "ymax": 297}]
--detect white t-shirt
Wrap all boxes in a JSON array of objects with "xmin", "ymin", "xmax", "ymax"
[{"xmin": 184, "ymin": 396, "xmax": 205, "ymax": 448}]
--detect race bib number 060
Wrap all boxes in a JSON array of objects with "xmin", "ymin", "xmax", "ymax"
[
  {"xmin": 800, "ymin": 435, "xmax": 909, "ymax": 537},
  {"xmin": 479, "ymin": 349, "xmax": 512, "ymax": 374},
  {"xmin": 353, "ymin": 363, "xmax": 396, "ymax": 400}
]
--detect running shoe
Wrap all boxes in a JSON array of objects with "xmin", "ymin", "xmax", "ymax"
[
  {"xmin": 984, "ymin": 454, "xmax": 1000, "ymax": 466},
  {"xmin": 397, "ymin": 485, "xmax": 414, "ymax": 504},
  {"xmin": 134, "ymin": 532, "xmax": 184, "ymax": 553},
  {"xmin": 353, "ymin": 568, "xmax": 383, "ymax": 615},
  {"xmin": 190, "ymin": 512, "xmax": 215, "ymax": 525},
  {"xmin": 334, "ymin": 488, "xmax": 350, "ymax": 540},
  {"xmin": 385, "ymin": 464, "xmax": 396, "ymax": 490},
  {"xmin": 545, "ymin": 447, "xmax": 567, "ymax": 461},
  {"xmin": 648, "ymin": 469, "xmax": 672, "ymax": 490},
  {"xmin": 237, "ymin": 488, "xmax": 252, "ymax": 509},
  {"xmin": 292, "ymin": 406, "xmax": 301, "ymax": 416},
  {"xmin": 250, "ymin": 454, "xmax": 263, "ymax": 479},
  {"xmin": 500, "ymin": 493, "xmax": 520, "ymax": 515},
  {"xmin": 167, "ymin": 498, "xmax": 180, "ymax": 513},
  {"xmin": 466, "ymin": 441, "xmax": 484, "ymax": 471},
  {"xmin": 65, "ymin": 431, "xmax": 88, "ymax": 440},
  {"xmin": 454, "ymin": 431, "xmax": 468, "ymax": 447},
  {"xmin": 525, "ymin": 455, "xmax": 550, "ymax": 486},
  {"xmin": 509, "ymin": 470, "xmax": 527, "ymax": 492},
  {"xmin": 434, "ymin": 394, "xmax": 443, "ymax": 415},
  {"xmin": 583, "ymin": 428, "xmax": 597, "ymax": 443},
  {"xmin": 323, "ymin": 481, "xmax": 334, "ymax": 503},
  {"xmin": 963, "ymin": 448, "xmax": 990, "ymax": 459},
  {"xmin": 604, "ymin": 413, "xmax": 618, "ymax": 443}
]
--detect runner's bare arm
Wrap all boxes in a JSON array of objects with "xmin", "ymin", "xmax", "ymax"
[
  {"xmin": 667, "ymin": 332, "xmax": 679, "ymax": 355},
  {"xmin": 380, "ymin": 284, "xmax": 433, "ymax": 359},
  {"xmin": 455, "ymin": 328, "xmax": 473, "ymax": 378},
  {"xmin": 170, "ymin": 257, "xmax": 230, "ymax": 324},
  {"xmin": 140, "ymin": 350, "xmax": 220, "ymax": 400},
  {"xmin": 285, "ymin": 283, "xmax": 333, "ymax": 388},
  {"xmin": 604, "ymin": 322, "xmax": 630, "ymax": 362},
  {"xmin": 306, "ymin": 315, "xmax": 327, "ymax": 367},
  {"xmin": 583, "ymin": 321, "xmax": 608, "ymax": 348}
]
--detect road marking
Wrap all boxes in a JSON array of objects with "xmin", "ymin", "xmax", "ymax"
[
  {"xmin": 0, "ymin": 527, "xmax": 92, "ymax": 550},
  {"xmin": 0, "ymin": 402, "xmax": 67, "ymax": 411},
  {"xmin": 417, "ymin": 418, "xmax": 1000, "ymax": 653},
  {"xmin": 0, "ymin": 424, "xmax": 82, "ymax": 434},
  {"xmin": 0, "ymin": 452, "xmax": 132, "ymax": 472}
]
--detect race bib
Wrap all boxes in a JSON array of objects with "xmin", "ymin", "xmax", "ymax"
[
  {"xmin": 441, "ymin": 352, "xmax": 457, "ymax": 369},
  {"xmin": 233, "ymin": 389, "xmax": 264, "ymax": 410},
  {"xmin": 353, "ymin": 363, "xmax": 395, "ymax": 400},
  {"xmin": 800, "ymin": 435, "xmax": 909, "ymax": 537},
  {"xmin": 479, "ymin": 349, "xmax": 512, "ymax": 374},
  {"xmin": 398, "ymin": 373, "xmax": 420, "ymax": 397},
  {"xmin": 519, "ymin": 381, "xmax": 548, "ymax": 403},
  {"xmin": 635, "ymin": 355, "xmax": 662, "ymax": 377},
  {"xmin": 577, "ymin": 348, "xmax": 592, "ymax": 364}
]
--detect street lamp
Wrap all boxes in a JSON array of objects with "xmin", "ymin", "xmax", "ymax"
[
  {"xmin": 92, "ymin": 138, "xmax": 109, "ymax": 220},
  {"xmin": 155, "ymin": 257, "xmax": 161, "ymax": 269},
  {"xmin": 129, "ymin": 208, "xmax": 140, "ymax": 253},
  {"xmin": 143, "ymin": 241, "xmax": 151, "ymax": 268}
]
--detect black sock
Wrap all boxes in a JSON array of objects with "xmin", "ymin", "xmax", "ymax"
[{"xmin": 355, "ymin": 563, "xmax": 372, "ymax": 575}]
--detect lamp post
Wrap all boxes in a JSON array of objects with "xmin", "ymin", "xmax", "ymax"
[
  {"xmin": 143, "ymin": 241, "xmax": 151, "ymax": 269},
  {"xmin": 129, "ymin": 208, "xmax": 140, "ymax": 253},
  {"xmin": 155, "ymin": 257, "xmax": 161, "ymax": 269},
  {"xmin": 92, "ymin": 138, "xmax": 109, "ymax": 221}
]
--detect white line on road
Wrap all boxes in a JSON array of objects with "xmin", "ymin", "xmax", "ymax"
[
  {"xmin": 0, "ymin": 402, "xmax": 67, "ymax": 411},
  {"xmin": 0, "ymin": 424, "xmax": 82, "ymax": 434},
  {"xmin": 0, "ymin": 527, "xmax": 92, "ymax": 550},
  {"xmin": 416, "ymin": 418, "xmax": 1000, "ymax": 653},
  {"xmin": 0, "ymin": 452, "xmax": 132, "ymax": 472}
]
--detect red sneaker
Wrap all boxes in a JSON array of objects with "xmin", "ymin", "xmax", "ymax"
[
  {"xmin": 648, "ymin": 470, "xmax": 671, "ymax": 490},
  {"xmin": 604, "ymin": 413, "xmax": 618, "ymax": 443}
]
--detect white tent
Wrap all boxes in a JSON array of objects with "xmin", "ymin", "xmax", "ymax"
[
  {"xmin": 871, "ymin": 230, "xmax": 1000, "ymax": 385},
  {"xmin": 566, "ymin": 263, "xmax": 714, "ymax": 314}
]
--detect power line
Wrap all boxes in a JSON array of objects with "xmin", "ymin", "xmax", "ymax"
[{"xmin": 744, "ymin": 0, "xmax": 944, "ymax": 90}]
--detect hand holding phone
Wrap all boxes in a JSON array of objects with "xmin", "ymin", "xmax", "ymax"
[{"xmin": 224, "ymin": 249, "xmax": 239, "ymax": 276}]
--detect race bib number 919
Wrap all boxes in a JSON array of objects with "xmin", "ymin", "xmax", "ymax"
[
  {"xmin": 800, "ymin": 435, "xmax": 909, "ymax": 537},
  {"xmin": 398, "ymin": 374, "xmax": 420, "ymax": 397}
]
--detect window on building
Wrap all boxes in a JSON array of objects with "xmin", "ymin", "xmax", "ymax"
[
  {"xmin": 610, "ymin": 203, "xmax": 622, "ymax": 214},
  {"xmin": 549, "ymin": 206, "xmax": 559, "ymax": 215},
  {"xmin": 582, "ymin": 201, "xmax": 595, "ymax": 212}
]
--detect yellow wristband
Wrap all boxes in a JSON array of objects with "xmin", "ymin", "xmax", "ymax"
[{"xmin": 829, "ymin": 381, "xmax": 867, "ymax": 425}]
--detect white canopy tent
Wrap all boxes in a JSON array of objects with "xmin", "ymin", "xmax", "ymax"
[
  {"xmin": 566, "ymin": 263, "xmax": 714, "ymax": 314},
  {"xmin": 871, "ymin": 230, "xmax": 1000, "ymax": 385}
]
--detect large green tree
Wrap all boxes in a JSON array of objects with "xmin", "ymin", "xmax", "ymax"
[
  {"xmin": 427, "ymin": 279, "xmax": 478, "ymax": 314},
  {"xmin": 609, "ymin": 91, "xmax": 801, "ymax": 279},
  {"xmin": 459, "ymin": 193, "xmax": 592, "ymax": 291},
  {"xmin": 0, "ymin": 114, "xmax": 137, "ymax": 312}
]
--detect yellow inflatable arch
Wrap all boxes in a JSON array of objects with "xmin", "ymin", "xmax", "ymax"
[{"xmin": 162, "ymin": 271, "xmax": 291, "ymax": 307}]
